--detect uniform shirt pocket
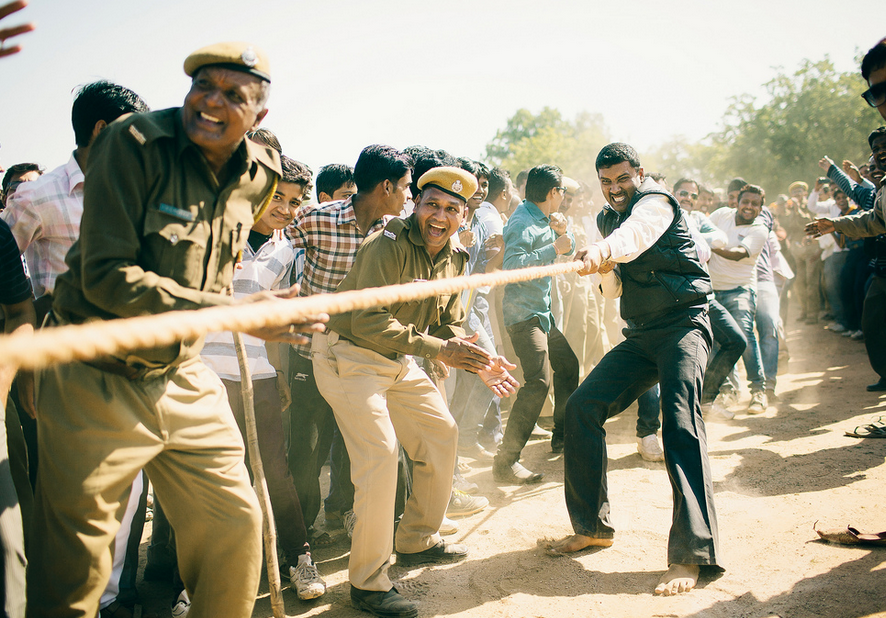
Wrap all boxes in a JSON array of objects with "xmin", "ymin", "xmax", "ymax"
[{"xmin": 142, "ymin": 205, "xmax": 211, "ymax": 287}]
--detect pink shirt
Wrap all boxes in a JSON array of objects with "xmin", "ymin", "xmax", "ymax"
[{"xmin": 3, "ymin": 154, "xmax": 84, "ymax": 297}]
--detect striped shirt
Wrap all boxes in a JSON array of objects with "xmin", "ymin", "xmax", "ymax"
[
  {"xmin": 201, "ymin": 231, "xmax": 295, "ymax": 381},
  {"xmin": 0, "ymin": 219, "xmax": 32, "ymax": 305},
  {"xmin": 2, "ymin": 155, "xmax": 84, "ymax": 297},
  {"xmin": 289, "ymin": 197, "xmax": 384, "ymax": 358}
]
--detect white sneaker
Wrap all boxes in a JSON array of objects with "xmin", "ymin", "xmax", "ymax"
[
  {"xmin": 290, "ymin": 554, "xmax": 327, "ymax": 600},
  {"xmin": 530, "ymin": 424, "xmax": 553, "ymax": 438},
  {"xmin": 710, "ymin": 394, "xmax": 735, "ymax": 420},
  {"xmin": 851, "ymin": 330, "xmax": 865, "ymax": 340},
  {"xmin": 171, "ymin": 591, "xmax": 190, "ymax": 618},
  {"xmin": 828, "ymin": 322, "xmax": 848, "ymax": 333},
  {"xmin": 747, "ymin": 391, "xmax": 768, "ymax": 414},
  {"xmin": 343, "ymin": 509, "xmax": 356, "ymax": 539},
  {"xmin": 439, "ymin": 516, "xmax": 459, "ymax": 536},
  {"xmin": 446, "ymin": 489, "xmax": 489, "ymax": 517},
  {"xmin": 637, "ymin": 434, "xmax": 664, "ymax": 462}
]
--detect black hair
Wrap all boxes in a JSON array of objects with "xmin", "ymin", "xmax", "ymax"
[
  {"xmin": 487, "ymin": 167, "xmax": 511, "ymax": 201},
  {"xmin": 248, "ymin": 128, "xmax": 282, "ymax": 153},
  {"xmin": 279, "ymin": 155, "xmax": 313, "ymax": 192},
  {"xmin": 456, "ymin": 157, "xmax": 478, "ymax": 177},
  {"xmin": 315, "ymin": 163, "xmax": 355, "ymax": 200},
  {"xmin": 525, "ymin": 164, "xmax": 562, "ymax": 204},
  {"xmin": 868, "ymin": 126, "xmax": 886, "ymax": 149},
  {"xmin": 72, "ymin": 81, "xmax": 149, "ymax": 148},
  {"xmin": 738, "ymin": 183, "xmax": 765, "ymax": 204},
  {"xmin": 673, "ymin": 178, "xmax": 699, "ymax": 193},
  {"xmin": 861, "ymin": 37, "xmax": 886, "ymax": 81},
  {"xmin": 595, "ymin": 143, "xmax": 641, "ymax": 172},
  {"xmin": 649, "ymin": 172, "xmax": 666, "ymax": 183},
  {"xmin": 515, "ymin": 169, "xmax": 530, "ymax": 187},
  {"xmin": 2, "ymin": 162, "xmax": 42, "ymax": 196},
  {"xmin": 409, "ymin": 147, "xmax": 457, "ymax": 197},
  {"xmin": 353, "ymin": 144, "xmax": 412, "ymax": 193},
  {"xmin": 727, "ymin": 177, "xmax": 748, "ymax": 194}
]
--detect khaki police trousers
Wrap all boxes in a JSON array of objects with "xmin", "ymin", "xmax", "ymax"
[
  {"xmin": 27, "ymin": 359, "xmax": 261, "ymax": 618},
  {"xmin": 311, "ymin": 332, "xmax": 457, "ymax": 592}
]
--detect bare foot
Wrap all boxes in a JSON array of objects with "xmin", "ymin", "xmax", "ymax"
[
  {"xmin": 544, "ymin": 534, "xmax": 614, "ymax": 554},
  {"xmin": 654, "ymin": 564, "xmax": 699, "ymax": 595}
]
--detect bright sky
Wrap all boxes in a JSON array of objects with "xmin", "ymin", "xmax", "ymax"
[{"xmin": 1, "ymin": 0, "xmax": 882, "ymax": 176}]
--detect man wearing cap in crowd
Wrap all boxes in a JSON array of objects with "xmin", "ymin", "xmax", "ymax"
[
  {"xmin": 26, "ymin": 42, "xmax": 324, "ymax": 618},
  {"xmin": 311, "ymin": 166, "xmax": 518, "ymax": 618}
]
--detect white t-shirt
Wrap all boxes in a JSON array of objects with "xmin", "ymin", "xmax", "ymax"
[{"xmin": 707, "ymin": 207, "xmax": 768, "ymax": 291}]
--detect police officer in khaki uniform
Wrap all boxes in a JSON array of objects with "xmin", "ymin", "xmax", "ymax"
[
  {"xmin": 312, "ymin": 167, "xmax": 518, "ymax": 618},
  {"xmin": 27, "ymin": 43, "xmax": 321, "ymax": 618}
]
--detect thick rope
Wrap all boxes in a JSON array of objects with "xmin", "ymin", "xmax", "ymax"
[{"xmin": 0, "ymin": 259, "xmax": 585, "ymax": 371}]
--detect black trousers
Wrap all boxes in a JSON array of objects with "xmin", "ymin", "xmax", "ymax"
[
  {"xmin": 497, "ymin": 318, "xmax": 578, "ymax": 465},
  {"xmin": 563, "ymin": 308, "xmax": 720, "ymax": 567}
]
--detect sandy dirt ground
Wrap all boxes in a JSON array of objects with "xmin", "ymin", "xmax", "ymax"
[{"xmin": 136, "ymin": 311, "xmax": 886, "ymax": 618}]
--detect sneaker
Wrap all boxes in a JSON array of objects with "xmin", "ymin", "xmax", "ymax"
[
  {"xmin": 747, "ymin": 391, "xmax": 768, "ymax": 414},
  {"xmin": 851, "ymin": 330, "xmax": 865, "ymax": 341},
  {"xmin": 351, "ymin": 586, "xmax": 418, "ymax": 618},
  {"xmin": 710, "ymin": 394, "xmax": 735, "ymax": 420},
  {"xmin": 493, "ymin": 460, "xmax": 544, "ymax": 484},
  {"xmin": 842, "ymin": 329, "xmax": 854, "ymax": 337},
  {"xmin": 827, "ymin": 322, "xmax": 848, "ymax": 333},
  {"xmin": 439, "ymin": 516, "xmax": 459, "ymax": 536},
  {"xmin": 343, "ymin": 509, "xmax": 356, "ymax": 539},
  {"xmin": 452, "ymin": 472, "xmax": 478, "ymax": 495},
  {"xmin": 530, "ymin": 424, "xmax": 553, "ymax": 438},
  {"xmin": 446, "ymin": 489, "xmax": 489, "ymax": 518},
  {"xmin": 290, "ymin": 554, "xmax": 326, "ymax": 600},
  {"xmin": 765, "ymin": 388, "xmax": 780, "ymax": 403},
  {"xmin": 719, "ymin": 388, "xmax": 739, "ymax": 408},
  {"xmin": 396, "ymin": 540, "xmax": 469, "ymax": 566},
  {"xmin": 551, "ymin": 434, "xmax": 564, "ymax": 454},
  {"xmin": 636, "ymin": 434, "xmax": 664, "ymax": 462},
  {"xmin": 171, "ymin": 591, "xmax": 190, "ymax": 618}
]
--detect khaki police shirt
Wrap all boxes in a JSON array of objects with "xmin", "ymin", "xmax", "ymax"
[
  {"xmin": 52, "ymin": 107, "xmax": 281, "ymax": 368},
  {"xmin": 328, "ymin": 214, "xmax": 469, "ymax": 360}
]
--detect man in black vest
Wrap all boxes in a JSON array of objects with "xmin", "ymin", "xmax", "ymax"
[{"xmin": 546, "ymin": 143, "xmax": 721, "ymax": 596}]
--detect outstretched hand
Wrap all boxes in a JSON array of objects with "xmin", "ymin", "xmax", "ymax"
[
  {"xmin": 478, "ymin": 356, "xmax": 519, "ymax": 398},
  {"xmin": 0, "ymin": 1, "xmax": 35, "ymax": 59},
  {"xmin": 805, "ymin": 218, "xmax": 836, "ymax": 238},
  {"xmin": 437, "ymin": 333, "xmax": 493, "ymax": 373}
]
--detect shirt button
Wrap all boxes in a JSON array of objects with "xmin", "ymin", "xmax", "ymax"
[{"xmin": 169, "ymin": 234, "xmax": 179, "ymax": 245}]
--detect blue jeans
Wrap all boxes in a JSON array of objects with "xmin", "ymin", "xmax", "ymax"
[
  {"xmin": 449, "ymin": 294, "xmax": 499, "ymax": 448},
  {"xmin": 703, "ymin": 298, "xmax": 746, "ymax": 402},
  {"xmin": 823, "ymin": 251, "xmax": 849, "ymax": 328},
  {"xmin": 563, "ymin": 308, "xmax": 719, "ymax": 566},
  {"xmin": 714, "ymin": 286, "xmax": 765, "ymax": 393},
  {"xmin": 754, "ymin": 280, "xmax": 780, "ymax": 391}
]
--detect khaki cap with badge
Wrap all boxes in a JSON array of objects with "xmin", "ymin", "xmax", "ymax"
[
  {"xmin": 184, "ymin": 41, "xmax": 271, "ymax": 83},
  {"xmin": 417, "ymin": 166, "xmax": 479, "ymax": 203}
]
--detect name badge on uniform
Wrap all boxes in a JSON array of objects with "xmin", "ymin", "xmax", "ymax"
[
  {"xmin": 158, "ymin": 203, "xmax": 196, "ymax": 222},
  {"xmin": 384, "ymin": 229, "xmax": 397, "ymax": 240}
]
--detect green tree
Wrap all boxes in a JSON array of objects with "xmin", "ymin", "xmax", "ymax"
[
  {"xmin": 705, "ymin": 58, "xmax": 880, "ymax": 195},
  {"xmin": 485, "ymin": 107, "xmax": 610, "ymax": 182}
]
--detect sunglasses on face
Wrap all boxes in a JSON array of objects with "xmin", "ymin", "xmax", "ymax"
[
  {"xmin": 862, "ymin": 81, "xmax": 886, "ymax": 108},
  {"xmin": 678, "ymin": 190, "xmax": 698, "ymax": 199}
]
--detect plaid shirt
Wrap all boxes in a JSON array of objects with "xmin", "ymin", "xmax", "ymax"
[
  {"xmin": 290, "ymin": 197, "xmax": 384, "ymax": 358},
  {"xmin": 2, "ymin": 155, "xmax": 84, "ymax": 297},
  {"xmin": 202, "ymin": 231, "xmax": 295, "ymax": 381}
]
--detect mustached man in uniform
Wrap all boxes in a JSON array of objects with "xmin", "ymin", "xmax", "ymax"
[{"xmin": 27, "ymin": 42, "xmax": 324, "ymax": 618}]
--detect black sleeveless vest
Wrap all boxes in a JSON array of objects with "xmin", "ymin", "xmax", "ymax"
[{"xmin": 596, "ymin": 178, "xmax": 711, "ymax": 326}]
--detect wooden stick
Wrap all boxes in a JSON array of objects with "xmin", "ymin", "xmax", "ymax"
[{"xmin": 233, "ymin": 330, "xmax": 285, "ymax": 618}]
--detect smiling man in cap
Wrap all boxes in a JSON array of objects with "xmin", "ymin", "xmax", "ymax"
[
  {"xmin": 311, "ymin": 166, "xmax": 517, "ymax": 618},
  {"xmin": 26, "ymin": 42, "xmax": 324, "ymax": 618}
]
